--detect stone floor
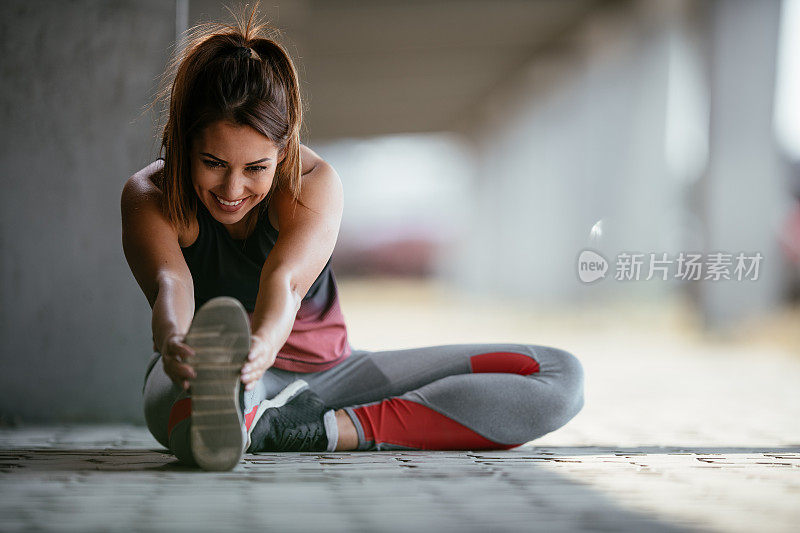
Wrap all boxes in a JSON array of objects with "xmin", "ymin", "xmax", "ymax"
[
  {"xmin": 2, "ymin": 279, "xmax": 799, "ymax": 532},
  {"xmin": 1, "ymin": 426, "xmax": 798, "ymax": 532}
]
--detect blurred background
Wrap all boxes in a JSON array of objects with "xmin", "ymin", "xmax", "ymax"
[{"xmin": 1, "ymin": 0, "xmax": 799, "ymax": 426}]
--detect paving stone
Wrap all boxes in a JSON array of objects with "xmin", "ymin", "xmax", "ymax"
[{"xmin": 1, "ymin": 426, "xmax": 797, "ymax": 532}]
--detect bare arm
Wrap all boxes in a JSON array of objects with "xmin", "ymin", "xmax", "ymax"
[
  {"xmin": 150, "ymin": 274, "xmax": 194, "ymax": 355},
  {"xmin": 240, "ymin": 145, "xmax": 344, "ymax": 386},
  {"xmin": 121, "ymin": 160, "xmax": 197, "ymax": 389}
]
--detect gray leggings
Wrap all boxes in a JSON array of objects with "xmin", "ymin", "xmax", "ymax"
[{"xmin": 143, "ymin": 342, "xmax": 585, "ymax": 457}]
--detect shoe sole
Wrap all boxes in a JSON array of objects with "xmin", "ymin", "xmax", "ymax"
[
  {"xmin": 245, "ymin": 379, "xmax": 309, "ymax": 451},
  {"xmin": 184, "ymin": 296, "xmax": 251, "ymax": 471}
]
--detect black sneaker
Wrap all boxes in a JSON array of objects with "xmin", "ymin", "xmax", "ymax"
[{"xmin": 246, "ymin": 380, "xmax": 330, "ymax": 453}]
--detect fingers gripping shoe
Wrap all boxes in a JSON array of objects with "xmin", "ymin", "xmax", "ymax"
[
  {"xmin": 246, "ymin": 380, "xmax": 330, "ymax": 453},
  {"xmin": 184, "ymin": 296, "xmax": 251, "ymax": 471}
]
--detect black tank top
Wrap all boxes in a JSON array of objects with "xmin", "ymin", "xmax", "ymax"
[{"xmin": 180, "ymin": 200, "xmax": 333, "ymax": 313}]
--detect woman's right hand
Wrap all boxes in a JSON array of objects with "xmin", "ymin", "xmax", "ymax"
[{"xmin": 160, "ymin": 334, "xmax": 197, "ymax": 391}]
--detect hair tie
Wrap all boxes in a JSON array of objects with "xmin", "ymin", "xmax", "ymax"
[{"xmin": 235, "ymin": 46, "xmax": 252, "ymax": 59}]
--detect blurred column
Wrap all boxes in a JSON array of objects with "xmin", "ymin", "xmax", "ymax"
[{"xmin": 699, "ymin": 0, "xmax": 789, "ymax": 330}]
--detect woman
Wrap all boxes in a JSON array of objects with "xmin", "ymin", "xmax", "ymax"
[{"xmin": 122, "ymin": 9, "xmax": 585, "ymax": 471}]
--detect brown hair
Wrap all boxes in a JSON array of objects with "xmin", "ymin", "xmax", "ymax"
[{"xmin": 153, "ymin": 3, "xmax": 303, "ymax": 235}]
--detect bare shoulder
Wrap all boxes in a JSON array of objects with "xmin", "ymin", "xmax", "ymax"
[
  {"xmin": 272, "ymin": 145, "xmax": 343, "ymax": 231},
  {"xmin": 122, "ymin": 159, "xmax": 166, "ymax": 202},
  {"xmin": 299, "ymin": 143, "xmax": 324, "ymax": 175},
  {"xmin": 121, "ymin": 159, "xmax": 198, "ymax": 246}
]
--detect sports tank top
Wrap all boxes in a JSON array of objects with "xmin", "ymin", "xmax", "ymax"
[{"xmin": 180, "ymin": 200, "xmax": 352, "ymax": 372}]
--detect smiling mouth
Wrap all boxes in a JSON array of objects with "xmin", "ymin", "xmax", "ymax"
[{"xmin": 212, "ymin": 192, "xmax": 249, "ymax": 206}]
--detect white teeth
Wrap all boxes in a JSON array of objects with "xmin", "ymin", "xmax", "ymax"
[{"xmin": 214, "ymin": 194, "xmax": 245, "ymax": 206}]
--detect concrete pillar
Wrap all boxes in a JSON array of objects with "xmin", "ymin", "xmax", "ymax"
[
  {"xmin": 0, "ymin": 1, "xmax": 175, "ymax": 422},
  {"xmin": 698, "ymin": 0, "xmax": 789, "ymax": 330}
]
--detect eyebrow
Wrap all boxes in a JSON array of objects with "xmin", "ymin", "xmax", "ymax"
[{"xmin": 200, "ymin": 152, "xmax": 272, "ymax": 165}]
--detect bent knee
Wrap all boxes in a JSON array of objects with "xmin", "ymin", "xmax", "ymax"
[
  {"xmin": 556, "ymin": 348, "xmax": 585, "ymax": 388},
  {"xmin": 554, "ymin": 349, "xmax": 585, "ymax": 421},
  {"xmin": 528, "ymin": 345, "xmax": 585, "ymax": 417},
  {"xmin": 531, "ymin": 345, "xmax": 583, "ymax": 385}
]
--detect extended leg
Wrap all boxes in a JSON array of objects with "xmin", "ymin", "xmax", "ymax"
[
  {"xmin": 142, "ymin": 351, "xmax": 292, "ymax": 463},
  {"xmin": 142, "ymin": 351, "xmax": 195, "ymax": 464}
]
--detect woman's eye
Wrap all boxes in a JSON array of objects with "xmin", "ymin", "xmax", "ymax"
[
  {"xmin": 202, "ymin": 159, "xmax": 223, "ymax": 168},
  {"xmin": 247, "ymin": 165, "xmax": 268, "ymax": 173}
]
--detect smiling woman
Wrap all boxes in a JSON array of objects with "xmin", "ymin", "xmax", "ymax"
[
  {"xmin": 190, "ymin": 121, "xmax": 278, "ymax": 237},
  {"xmin": 153, "ymin": 12, "xmax": 303, "ymax": 248},
  {"xmin": 122, "ymin": 3, "xmax": 584, "ymax": 472}
]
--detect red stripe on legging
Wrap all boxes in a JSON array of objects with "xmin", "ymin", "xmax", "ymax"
[
  {"xmin": 167, "ymin": 397, "xmax": 192, "ymax": 438},
  {"xmin": 244, "ymin": 406, "xmax": 259, "ymax": 432},
  {"xmin": 352, "ymin": 398, "xmax": 518, "ymax": 450},
  {"xmin": 469, "ymin": 352, "xmax": 540, "ymax": 375}
]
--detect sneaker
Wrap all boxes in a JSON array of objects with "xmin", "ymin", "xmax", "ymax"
[
  {"xmin": 184, "ymin": 296, "xmax": 251, "ymax": 471},
  {"xmin": 246, "ymin": 380, "xmax": 330, "ymax": 453}
]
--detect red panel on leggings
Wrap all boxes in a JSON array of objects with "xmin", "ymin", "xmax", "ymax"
[
  {"xmin": 167, "ymin": 397, "xmax": 192, "ymax": 438},
  {"xmin": 353, "ymin": 398, "xmax": 518, "ymax": 450},
  {"xmin": 244, "ymin": 406, "xmax": 259, "ymax": 432},
  {"xmin": 470, "ymin": 352, "xmax": 540, "ymax": 375}
]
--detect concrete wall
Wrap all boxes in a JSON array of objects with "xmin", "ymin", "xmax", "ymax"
[{"xmin": 0, "ymin": 0, "xmax": 175, "ymax": 423}]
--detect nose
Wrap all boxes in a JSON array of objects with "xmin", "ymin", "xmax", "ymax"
[{"xmin": 220, "ymin": 169, "xmax": 247, "ymax": 199}]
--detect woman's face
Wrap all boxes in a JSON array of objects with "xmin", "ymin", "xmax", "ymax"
[{"xmin": 191, "ymin": 120, "xmax": 281, "ymax": 228}]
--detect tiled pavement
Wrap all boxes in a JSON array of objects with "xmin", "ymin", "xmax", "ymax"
[
  {"xmin": 1, "ymin": 281, "xmax": 798, "ymax": 532},
  {"xmin": 0, "ymin": 426, "xmax": 798, "ymax": 532}
]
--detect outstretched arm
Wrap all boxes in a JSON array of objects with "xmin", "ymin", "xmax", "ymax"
[
  {"xmin": 240, "ymin": 145, "xmax": 344, "ymax": 389},
  {"xmin": 121, "ymin": 161, "xmax": 197, "ymax": 390}
]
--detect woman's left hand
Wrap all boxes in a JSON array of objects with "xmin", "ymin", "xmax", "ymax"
[{"xmin": 241, "ymin": 334, "xmax": 277, "ymax": 391}]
